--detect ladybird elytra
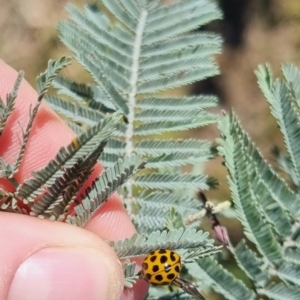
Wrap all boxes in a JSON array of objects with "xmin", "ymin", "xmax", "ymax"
[
  {"xmin": 141, "ymin": 249, "xmax": 206, "ymax": 299},
  {"xmin": 141, "ymin": 249, "xmax": 182, "ymax": 285}
]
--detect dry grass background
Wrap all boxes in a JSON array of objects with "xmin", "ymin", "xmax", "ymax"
[
  {"xmin": 1, "ymin": 0, "xmax": 300, "ymax": 145},
  {"xmin": 1, "ymin": 1, "xmax": 300, "ymax": 293},
  {"xmin": 0, "ymin": 0, "xmax": 90, "ymax": 84}
]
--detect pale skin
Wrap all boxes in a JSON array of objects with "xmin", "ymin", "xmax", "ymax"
[{"xmin": 0, "ymin": 60, "xmax": 148, "ymax": 300}]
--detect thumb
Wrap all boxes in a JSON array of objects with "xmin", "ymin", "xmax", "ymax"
[{"xmin": 2, "ymin": 213, "xmax": 123, "ymax": 300}]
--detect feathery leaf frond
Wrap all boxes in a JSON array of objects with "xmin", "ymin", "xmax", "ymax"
[
  {"xmin": 231, "ymin": 240, "xmax": 268, "ymax": 285},
  {"xmin": 218, "ymin": 113, "xmax": 283, "ymax": 264},
  {"xmin": 134, "ymin": 173, "xmax": 214, "ymax": 191},
  {"xmin": 0, "ymin": 71, "xmax": 24, "ymax": 137},
  {"xmin": 53, "ymin": 75, "xmax": 116, "ymax": 113},
  {"xmin": 56, "ymin": 0, "xmax": 222, "ymax": 240},
  {"xmin": 132, "ymin": 192, "xmax": 202, "ymax": 232},
  {"xmin": 285, "ymin": 248, "xmax": 300, "ymax": 265},
  {"xmin": 261, "ymin": 283, "xmax": 300, "ymax": 300},
  {"xmin": 46, "ymin": 95, "xmax": 104, "ymax": 126},
  {"xmin": 277, "ymin": 262, "xmax": 300, "ymax": 286},
  {"xmin": 135, "ymin": 139, "xmax": 211, "ymax": 156},
  {"xmin": 137, "ymin": 96, "xmax": 218, "ymax": 110},
  {"xmin": 67, "ymin": 155, "xmax": 146, "ymax": 226},
  {"xmin": 256, "ymin": 64, "xmax": 300, "ymax": 186},
  {"xmin": 41, "ymin": 1, "xmax": 224, "ymax": 297},
  {"xmin": 17, "ymin": 113, "xmax": 122, "ymax": 202},
  {"xmin": 187, "ymin": 257, "xmax": 255, "ymax": 300},
  {"xmin": 123, "ymin": 260, "xmax": 139, "ymax": 288},
  {"xmin": 112, "ymin": 228, "xmax": 217, "ymax": 259},
  {"xmin": 37, "ymin": 57, "xmax": 72, "ymax": 95},
  {"xmin": 135, "ymin": 114, "xmax": 218, "ymax": 136}
]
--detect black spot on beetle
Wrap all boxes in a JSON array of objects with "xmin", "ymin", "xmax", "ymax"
[
  {"xmin": 155, "ymin": 274, "xmax": 163, "ymax": 281},
  {"xmin": 150, "ymin": 255, "xmax": 157, "ymax": 262},
  {"xmin": 175, "ymin": 265, "xmax": 180, "ymax": 273},
  {"xmin": 158, "ymin": 249, "xmax": 167, "ymax": 254},
  {"xmin": 152, "ymin": 265, "xmax": 159, "ymax": 272},
  {"xmin": 170, "ymin": 252, "xmax": 177, "ymax": 261},
  {"xmin": 160, "ymin": 255, "xmax": 168, "ymax": 264},
  {"xmin": 142, "ymin": 262, "xmax": 148, "ymax": 270},
  {"xmin": 167, "ymin": 273, "xmax": 175, "ymax": 280}
]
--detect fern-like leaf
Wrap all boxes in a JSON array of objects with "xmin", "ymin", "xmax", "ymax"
[
  {"xmin": 256, "ymin": 64, "xmax": 300, "ymax": 186},
  {"xmin": 134, "ymin": 173, "xmax": 214, "ymax": 191},
  {"xmin": 137, "ymin": 95, "xmax": 217, "ymax": 110},
  {"xmin": 53, "ymin": 75, "xmax": 116, "ymax": 112},
  {"xmin": 231, "ymin": 239, "xmax": 269, "ymax": 286},
  {"xmin": 30, "ymin": 136, "xmax": 107, "ymax": 220},
  {"xmin": 218, "ymin": 113, "xmax": 283, "ymax": 263},
  {"xmin": 226, "ymin": 102, "xmax": 300, "ymax": 216},
  {"xmin": 17, "ymin": 113, "xmax": 122, "ymax": 201},
  {"xmin": 132, "ymin": 192, "xmax": 202, "ymax": 232},
  {"xmin": 45, "ymin": 95, "xmax": 104, "ymax": 126},
  {"xmin": 37, "ymin": 57, "xmax": 72, "ymax": 95},
  {"xmin": 277, "ymin": 262, "xmax": 300, "ymax": 286},
  {"xmin": 112, "ymin": 228, "xmax": 217, "ymax": 259},
  {"xmin": 135, "ymin": 139, "xmax": 212, "ymax": 156},
  {"xmin": 123, "ymin": 260, "xmax": 139, "ymax": 288},
  {"xmin": 186, "ymin": 257, "xmax": 255, "ymax": 300},
  {"xmin": 0, "ymin": 71, "xmax": 24, "ymax": 137},
  {"xmin": 285, "ymin": 248, "xmax": 300, "ymax": 265},
  {"xmin": 67, "ymin": 155, "xmax": 146, "ymax": 226},
  {"xmin": 55, "ymin": 0, "xmax": 222, "ymax": 232},
  {"xmin": 261, "ymin": 283, "xmax": 300, "ymax": 300}
]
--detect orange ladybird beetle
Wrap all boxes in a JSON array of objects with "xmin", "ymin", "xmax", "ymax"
[{"xmin": 142, "ymin": 249, "xmax": 206, "ymax": 300}]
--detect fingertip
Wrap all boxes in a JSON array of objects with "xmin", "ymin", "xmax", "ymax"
[
  {"xmin": 85, "ymin": 193, "xmax": 136, "ymax": 241},
  {"xmin": 0, "ymin": 213, "xmax": 124, "ymax": 300},
  {"xmin": 0, "ymin": 60, "xmax": 142, "ymax": 299},
  {"xmin": 8, "ymin": 248, "xmax": 124, "ymax": 300}
]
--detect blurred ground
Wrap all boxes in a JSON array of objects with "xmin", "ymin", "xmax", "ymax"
[
  {"xmin": 1, "ymin": 0, "xmax": 300, "ymax": 253},
  {"xmin": 0, "ymin": 0, "xmax": 89, "ymax": 84}
]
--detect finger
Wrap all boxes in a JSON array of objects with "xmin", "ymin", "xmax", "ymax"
[
  {"xmin": 0, "ymin": 59, "xmax": 136, "ymax": 242},
  {"xmin": 1, "ymin": 213, "xmax": 123, "ymax": 300},
  {"xmin": 84, "ymin": 194, "xmax": 136, "ymax": 241},
  {"xmin": 0, "ymin": 61, "xmax": 148, "ymax": 298},
  {"xmin": 0, "ymin": 60, "xmax": 77, "ymax": 184}
]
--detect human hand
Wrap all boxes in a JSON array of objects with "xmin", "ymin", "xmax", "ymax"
[{"xmin": 0, "ymin": 60, "xmax": 148, "ymax": 300}]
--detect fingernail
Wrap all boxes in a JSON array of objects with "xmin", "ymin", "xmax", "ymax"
[{"xmin": 8, "ymin": 247, "xmax": 120, "ymax": 300}]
